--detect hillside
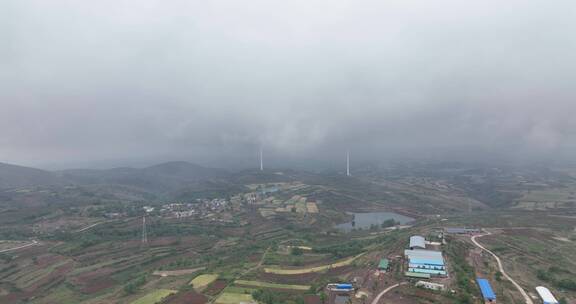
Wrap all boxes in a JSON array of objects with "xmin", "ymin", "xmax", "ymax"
[
  {"xmin": 60, "ymin": 161, "xmax": 229, "ymax": 194},
  {"xmin": 0, "ymin": 162, "xmax": 63, "ymax": 189}
]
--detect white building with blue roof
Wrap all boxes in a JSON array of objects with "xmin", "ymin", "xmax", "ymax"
[{"xmin": 405, "ymin": 236, "xmax": 447, "ymax": 276}]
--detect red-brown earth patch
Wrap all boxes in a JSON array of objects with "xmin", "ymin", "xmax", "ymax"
[
  {"xmin": 36, "ymin": 254, "xmax": 66, "ymax": 268},
  {"xmin": 79, "ymin": 277, "xmax": 117, "ymax": 294},
  {"xmin": 303, "ymin": 294, "xmax": 322, "ymax": 304},
  {"xmin": 163, "ymin": 290, "xmax": 208, "ymax": 304},
  {"xmin": 203, "ymin": 279, "xmax": 227, "ymax": 296}
]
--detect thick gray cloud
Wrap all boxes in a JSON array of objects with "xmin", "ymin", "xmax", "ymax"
[{"xmin": 1, "ymin": 0, "xmax": 576, "ymax": 168}]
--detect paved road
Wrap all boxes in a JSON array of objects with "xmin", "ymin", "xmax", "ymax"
[
  {"xmin": 471, "ymin": 232, "xmax": 534, "ymax": 304},
  {"xmin": 370, "ymin": 282, "xmax": 406, "ymax": 304},
  {"xmin": 0, "ymin": 240, "xmax": 39, "ymax": 253}
]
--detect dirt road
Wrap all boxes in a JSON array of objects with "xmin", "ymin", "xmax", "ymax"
[
  {"xmin": 471, "ymin": 232, "xmax": 534, "ymax": 304},
  {"xmin": 0, "ymin": 240, "xmax": 39, "ymax": 253},
  {"xmin": 370, "ymin": 282, "xmax": 406, "ymax": 304},
  {"xmin": 153, "ymin": 267, "xmax": 206, "ymax": 277},
  {"xmin": 75, "ymin": 221, "xmax": 105, "ymax": 233}
]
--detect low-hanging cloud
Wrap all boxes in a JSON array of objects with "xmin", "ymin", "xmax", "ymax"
[{"xmin": 1, "ymin": 0, "xmax": 576, "ymax": 168}]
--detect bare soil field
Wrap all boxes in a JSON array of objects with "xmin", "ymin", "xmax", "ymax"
[
  {"xmin": 379, "ymin": 284, "xmax": 449, "ymax": 304},
  {"xmin": 303, "ymin": 294, "xmax": 321, "ymax": 304},
  {"xmin": 203, "ymin": 279, "xmax": 228, "ymax": 296},
  {"xmin": 164, "ymin": 290, "xmax": 208, "ymax": 304},
  {"xmin": 79, "ymin": 277, "xmax": 117, "ymax": 294},
  {"xmin": 36, "ymin": 253, "xmax": 67, "ymax": 267}
]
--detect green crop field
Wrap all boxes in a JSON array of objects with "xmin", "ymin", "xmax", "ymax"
[
  {"xmin": 130, "ymin": 289, "xmax": 176, "ymax": 304},
  {"xmin": 215, "ymin": 292, "xmax": 255, "ymax": 304},
  {"xmin": 189, "ymin": 274, "xmax": 218, "ymax": 290},
  {"xmin": 222, "ymin": 286, "xmax": 257, "ymax": 294}
]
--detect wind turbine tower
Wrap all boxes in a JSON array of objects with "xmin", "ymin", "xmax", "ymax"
[
  {"xmin": 259, "ymin": 146, "xmax": 264, "ymax": 171},
  {"xmin": 141, "ymin": 215, "xmax": 148, "ymax": 245},
  {"xmin": 346, "ymin": 150, "xmax": 350, "ymax": 176}
]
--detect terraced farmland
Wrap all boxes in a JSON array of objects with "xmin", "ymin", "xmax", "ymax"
[
  {"xmin": 131, "ymin": 289, "xmax": 176, "ymax": 304},
  {"xmin": 214, "ymin": 292, "xmax": 255, "ymax": 304},
  {"xmin": 235, "ymin": 279, "xmax": 310, "ymax": 290}
]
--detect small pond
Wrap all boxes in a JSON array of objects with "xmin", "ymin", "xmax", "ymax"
[{"xmin": 336, "ymin": 212, "xmax": 414, "ymax": 232}]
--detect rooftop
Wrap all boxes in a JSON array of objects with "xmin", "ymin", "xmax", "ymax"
[
  {"xmin": 535, "ymin": 286, "xmax": 558, "ymax": 303},
  {"xmin": 404, "ymin": 271, "xmax": 431, "ymax": 279},
  {"xmin": 409, "ymin": 236, "xmax": 426, "ymax": 249},
  {"xmin": 477, "ymin": 278, "xmax": 496, "ymax": 300},
  {"xmin": 405, "ymin": 249, "xmax": 443, "ymax": 260},
  {"xmin": 378, "ymin": 258, "xmax": 389, "ymax": 269}
]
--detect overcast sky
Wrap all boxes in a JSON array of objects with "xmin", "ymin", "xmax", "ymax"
[{"xmin": 1, "ymin": 0, "xmax": 576, "ymax": 169}]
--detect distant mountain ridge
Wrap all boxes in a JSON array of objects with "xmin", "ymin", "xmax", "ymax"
[
  {"xmin": 61, "ymin": 161, "xmax": 229, "ymax": 193},
  {"xmin": 0, "ymin": 161, "xmax": 228, "ymax": 192},
  {"xmin": 0, "ymin": 162, "xmax": 63, "ymax": 189}
]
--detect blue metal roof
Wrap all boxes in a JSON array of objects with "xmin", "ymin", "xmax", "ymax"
[
  {"xmin": 409, "ymin": 258, "xmax": 445, "ymax": 266},
  {"xmin": 404, "ymin": 249, "xmax": 443, "ymax": 260},
  {"xmin": 477, "ymin": 278, "xmax": 496, "ymax": 300}
]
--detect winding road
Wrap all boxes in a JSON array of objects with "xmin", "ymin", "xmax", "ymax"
[
  {"xmin": 471, "ymin": 232, "xmax": 534, "ymax": 304},
  {"xmin": 370, "ymin": 282, "xmax": 407, "ymax": 304}
]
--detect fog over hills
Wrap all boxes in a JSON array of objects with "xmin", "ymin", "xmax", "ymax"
[
  {"xmin": 2, "ymin": 2, "xmax": 576, "ymax": 304},
  {"xmin": 2, "ymin": 0, "xmax": 576, "ymax": 168}
]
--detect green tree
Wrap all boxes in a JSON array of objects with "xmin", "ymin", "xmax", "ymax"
[
  {"xmin": 291, "ymin": 247, "xmax": 304, "ymax": 256},
  {"xmin": 252, "ymin": 289, "xmax": 276, "ymax": 304},
  {"xmin": 556, "ymin": 278, "xmax": 576, "ymax": 291},
  {"xmin": 320, "ymin": 292, "xmax": 327, "ymax": 304},
  {"xmin": 123, "ymin": 275, "xmax": 146, "ymax": 294},
  {"xmin": 495, "ymin": 271, "xmax": 502, "ymax": 281},
  {"xmin": 381, "ymin": 219, "xmax": 397, "ymax": 228}
]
